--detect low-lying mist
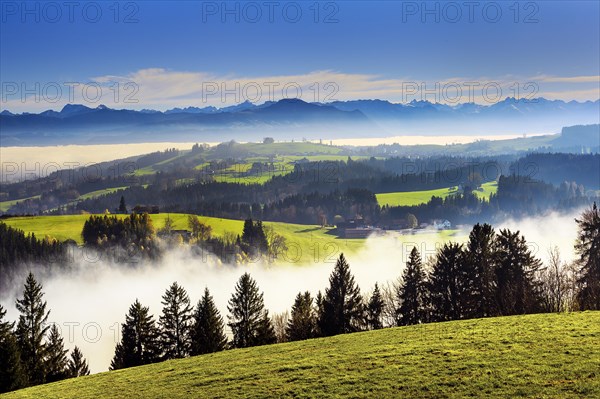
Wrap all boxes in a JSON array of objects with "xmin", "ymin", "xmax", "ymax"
[{"xmin": 0, "ymin": 211, "xmax": 583, "ymax": 373}]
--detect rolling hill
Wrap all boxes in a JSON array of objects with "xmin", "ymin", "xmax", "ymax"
[{"xmin": 2, "ymin": 311, "xmax": 598, "ymax": 398}]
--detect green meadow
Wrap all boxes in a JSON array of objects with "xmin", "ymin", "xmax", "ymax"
[
  {"xmin": 3, "ymin": 311, "xmax": 598, "ymax": 399},
  {"xmin": 376, "ymin": 181, "xmax": 498, "ymax": 207}
]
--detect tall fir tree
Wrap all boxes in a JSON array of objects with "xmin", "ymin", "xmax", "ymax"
[
  {"xmin": 0, "ymin": 304, "xmax": 26, "ymax": 393},
  {"xmin": 44, "ymin": 324, "xmax": 68, "ymax": 383},
  {"xmin": 67, "ymin": 346, "xmax": 90, "ymax": 378},
  {"xmin": 159, "ymin": 282, "xmax": 193, "ymax": 359},
  {"xmin": 190, "ymin": 288, "xmax": 227, "ymax": 355},
  {"xmin": 396, "ymin": 247, "xmax": 428, "ymax": 326},
  {"xmin": 366, "ymin": 283, "xmax": 385, "ymax": 330},
  {"xmin": 314, "ymin": 291, "xmax": 325, "ymax": 337},
  {"xmin": 254, "ymin": 311, "xmax": 277, "ymax": 346},
  {"xmin": 575, "ymin": 202, "xmax": 600, "ymax": 310},
  {"xmin": 286, "ymin": 291, "xmax": 317, "ymax": 341},
  {"xmin": 495, "ymin": 229, "xmax": 543, "ymax": 315},
  {"xmin": 15, "ymin": 272, "xmax": 50, "ymax": 385},
  {"xmin": 428, "ymin": 243, "xmax": 467, "ymax": 322},
  {"xmin": 464, "ymin": 223, "xmax": 498, "ymax": 318},
  {"xmin": 118, "ymin": 196, "xmax": 127, "ymax": 214},
  {"xmin": 227, "ymin": 273, "xmax": 275, "ymax": 348},
  {"xmin": 319, "ymin": 253, "xmax": 364, "ymax": 336},
  {"xmin": 110, "ymin": 300, "xmax": 160, "ymax": 370}
]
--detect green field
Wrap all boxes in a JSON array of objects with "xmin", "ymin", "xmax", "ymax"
[
  {"xmin": 3, "ymin": 312, "xmax": 598, "ymax": 399},
  {"xmin": 1, "ymin": 214, "xmax": 366, "ymax": 264},
  {"xmin": 76, "ymin": 187, "xmax": 129, "ymax": 201},
  {"xmin": 1, "ymin": 214, "xmax": 465, "ymax": 264},
  {"xmin": 376, "ymin": 181, "xmax": 498, "ymax": 207},
  {"xmin": 473, "ymin": 181, "xmax": 498, "ymax": 201},
  {"xmin": 0, "ymin": 196, "xmax": 40, "ymax": 212}
]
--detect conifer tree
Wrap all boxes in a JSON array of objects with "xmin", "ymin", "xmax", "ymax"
[
  {"xmin": 0, "ymin": 304, "xmax": 26, "ymax": 393},
  {"xmin": 190, "ymin": 288, "xmax": 227, "ymax": 355},
  {"xmin": 118, "ymin": 196, "xmax": 127, "ymax": 213},
  {"xmin": 159, "ymin": 282, "xmax": 193, "ymax": 359},
  {"xmin": 241, "ymin": 219, "xmax": 268, "ymax": 256},
  {"xmin": 464, "ymin": 223, "xmax": 498, "ymax": 318},
  {"xmin": 495, "ymin": 229, "xmax": 543, "ymax": 315},
  {"xmin": 428, "ymin": 243, "xmax": 467, "ymax": 322},
  {"xmin": 67, "ymin": 346, "xmax": 90, "ymax": 377},
  {"xmin": 286, "ymin": 291, "xmax": 317, "ymax": 341},
  {"xmin": 44, "ymin": 324, "xmax": 68, "ymax": 382},
  {"xmin": 254, "ymin": 311, "xmax": 277, "ymax": 346},
  {"xmin": 366, "ymin": 283, "xmax": 385, "ymax": 330},
  {"xmin": 396, "ymin": 247, "xmax": 428, "ymax": 326},
  {"xmin": 227, "ymin": 273, "xmax": 275, "ymax": 348},
  {"xmin": 110, "ymin": 300, "xmax": 160, "ymax": 370},
  {"xmin": 315, "ymin": 291, "xmax": 325, "ymax": 337},
  {"xmin": 575, "ymin": 202, "xmax": 600, "ymax": 310},
  {"xmin": 15, "ymin": 273, "xmax": 50, "ymax": 385},
  {"xmin": 319, "ymin": 253, "xmax": 364, "ymax": 336}
]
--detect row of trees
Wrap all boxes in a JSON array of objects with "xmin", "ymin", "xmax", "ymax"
[
  {"xmin": 0, "ymin": 274, "xmax": 89, "ymax": 393},
  {"xmin": 81, "ymin": 213, "xmax": 157, "ymax": 255},
  {"xmin": 0, "ymin": 223, "xmax": 70, "ymax": 293},
  {"xmin": 109, "ymin": 276, "xmax": 271, "ymax": 370}
]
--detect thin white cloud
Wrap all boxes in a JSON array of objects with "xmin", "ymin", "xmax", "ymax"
[{"xmin": 2, "ymin": 69, "xmax": 599, "ymax": 112}]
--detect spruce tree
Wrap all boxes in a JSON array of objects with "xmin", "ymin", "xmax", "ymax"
[
  {"xmin": 367, "ymin": 283, "xmax": 385, "ymax": 330},
  {"xmin": 495, "ymin": 229, "xmax": 543, "ymax": 315},
  {"xmin": 44, "ymin": 324, "xmax": 68, "ymax": 382},
  {"xmin": 227, "ymin": 273, "xmax": 275, "ymax": 348},
  {"xmin": 190, "ymin": 288, "xmax": 227, "ymax": 355},
  {"xmin": 67, "ymin": 346, "xmax": 90, "ymax": 377},
  {"xmin": 319, "ymin": 253, "xmax": 364, "ymax": 336},
  {"xmin": 110, "ymin": 300, "xmax": 160, "ymax": 370},
  {"xmin": 159, "ymin": 282, "xmax": 193, "ymax": 359},
  {"xmin": 396, "ymin": 247, "xmax": 428, "ymax": 326},
  {"xmin": 118, "ymin": 196, "xmax": 127, "ymax": 214},
  {"xmin": 429, "ymin": 243, "xmax": 467, "ymax": 322},
  {"xmin": 286, "ymin": 291, "xmax": 317, "ymax": 341},
  {"xmin": 254, "ymin": 311, "xmax": 277, "ymax": 346},
  {"xmin": 15, "ymin": 272, "xmax": 50, "ymax": 385},
  {"xmin": 575, "ymin": 202, "xmax": 600, "ymax": 310},
  {"xmin": 315, "ymin": 291, "xmax": 325, "ymax": 337},
  {"xmin": 0, "ymin": 304, "xmax": 26, "ymax": 393},
  {"xmin": 464, "ymin": 223, "xmax": 498, "ymax": 318}
]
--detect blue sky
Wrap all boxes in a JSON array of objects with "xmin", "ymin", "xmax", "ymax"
[{"xmin": 1, "ymin": 1, "xmax": 599, "ymax": 111}]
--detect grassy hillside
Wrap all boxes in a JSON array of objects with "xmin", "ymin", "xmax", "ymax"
[
  {"xmin": 376, "ymin": 181, "xmax": 498, "ymax": 207},
  {"xmin": 0, "ymin": 196, "xmax": 40, "ymax": 212},
  {"xmin": 3, "ymin": 312, "xmax": 598, "ymax": 399}
]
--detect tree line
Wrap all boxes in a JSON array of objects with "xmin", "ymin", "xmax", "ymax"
[{"xmin": 0, "ymin": 223, "xmax": 71, "ymax": 294}]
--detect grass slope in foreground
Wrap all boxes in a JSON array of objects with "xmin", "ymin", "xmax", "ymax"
[{"xmin": 4, "ymin": 312, "xmax": 599, "ymax": 399}]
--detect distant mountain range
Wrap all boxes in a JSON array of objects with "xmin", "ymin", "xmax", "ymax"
[{"xmin": 1, "ymin": 98, "xmax": 598, "ymax": 145}]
